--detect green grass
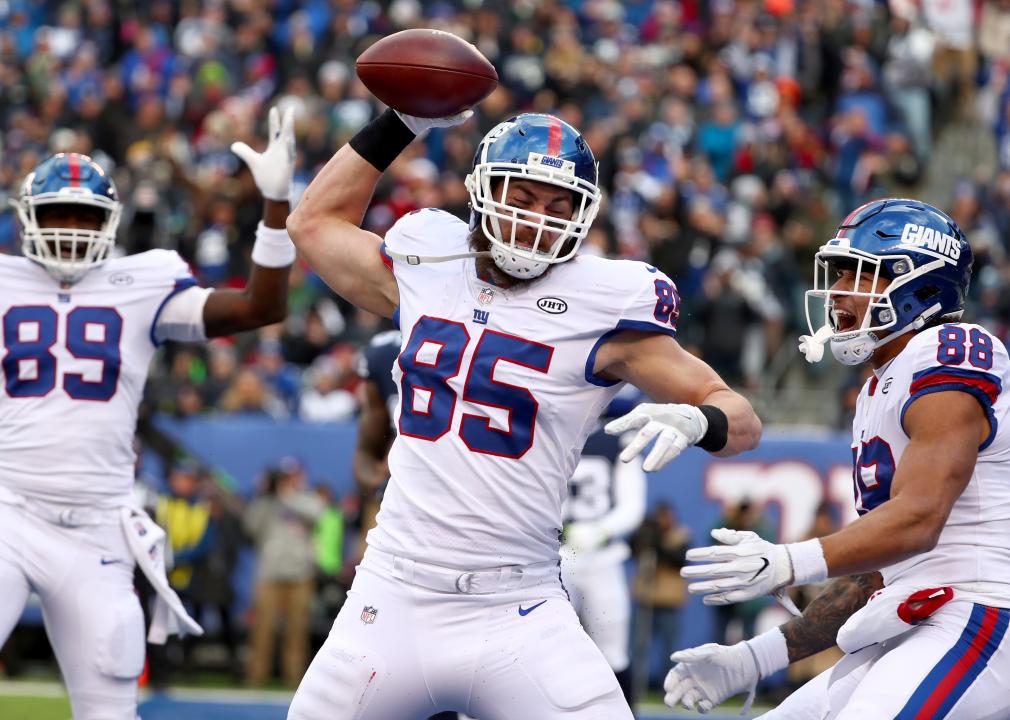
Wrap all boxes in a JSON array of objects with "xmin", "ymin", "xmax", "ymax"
[{"xmin": 0, "ymin": 695, "xmax": 71, "ymax": 720}]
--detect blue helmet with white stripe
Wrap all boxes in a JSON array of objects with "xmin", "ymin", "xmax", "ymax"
[
  {"xmin": 14, "ymin": 152, "xmax": 121, "ymax": 284},
  {"xmin": 805, "ymin": 198, "xmax": 973, "ymax": 364},
  {"xmin": 464, "ymin": 113, "xmax": 601, "ymax": 279}
]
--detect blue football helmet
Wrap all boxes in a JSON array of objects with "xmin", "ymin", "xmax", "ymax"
[
  {"xmin": 464, "ymin": 113, "xmax": 601, "ymax": 279},
  {"xmin": 804, "ymin": 198, "xmax": 973, "ymax": 365},
  {"xmin": 14, "ymin": 153, "xmax": 121, "ymax": 284}
]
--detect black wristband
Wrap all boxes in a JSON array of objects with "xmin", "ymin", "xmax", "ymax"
[
  {"xmin": 696, "ymin": 405, "xmax": 729, "ymax": 453},
  {"xmin": 348, "ymin": 109, "xmax": 417, "ymax": 172}
]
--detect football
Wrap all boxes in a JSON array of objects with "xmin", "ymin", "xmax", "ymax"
[{"xmin": 356, "ymin": 29, "xmax": 498, "ymax": 118}]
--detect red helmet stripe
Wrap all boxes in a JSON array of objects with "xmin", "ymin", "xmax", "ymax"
[
  {"xmin": 68, "ymin": 154, "xmax": 80, "ymax": 187},
  {"xmin": 547, "ymin": 116, "xmax": 562, "ymax": 156},
  {"xmin": 836, "ymin": 200, "xmax": 880, "ymax": 238}
]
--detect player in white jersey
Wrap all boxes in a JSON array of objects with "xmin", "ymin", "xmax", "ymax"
[
  {"xmin": 560, "ymin": 392, "xmax": 646, "ymax": 705},
  {"xmin": 664, "ymin": 199, "xmax": 1010, "ymax": 719},
  {"xmin": 284, "ymin": 105, "xmax": 761, "ymax": 720},
  {"xmin": 0, "ymin": 108, "xmax": 297, "ymax": 719}
]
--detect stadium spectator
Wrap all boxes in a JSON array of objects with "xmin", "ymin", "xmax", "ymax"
[
  {"xmin": 188, "ymin": 481, "xmax": 246, "ymax": 680},
  {"xmin": 243, "ymin": 460, "xmax": 324, "ymax": 688},
  {"xmin": 631, "ymin": 502, "xmax": 691, "ymax": 690}
]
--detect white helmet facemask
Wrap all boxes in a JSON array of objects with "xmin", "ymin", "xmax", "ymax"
[
  {"xmin": 802, "ymin": 245, "xmax": 947, "ymax": 365},
  {"xmin": 464, "ymin": 157, "xmax": 601, "ymax": 279},
  {"xmin": 14, "ymin": 189, "xmax": 120, "ymax": 285}
]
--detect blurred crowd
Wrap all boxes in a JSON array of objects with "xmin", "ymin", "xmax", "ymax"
[{"xmin": 5, "ymin": 0, "xmax": 1010, "ymax": 419}]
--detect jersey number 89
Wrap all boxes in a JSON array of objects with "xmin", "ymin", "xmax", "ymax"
[
  {"xmin": 3, "ymin": 306, "xmax": 122, "ymax": 401},
  {"xmin": 398, "ymin": 316, "xmax": 553, "ymax": 459}
]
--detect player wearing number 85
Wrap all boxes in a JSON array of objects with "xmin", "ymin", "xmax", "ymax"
[
  {"xmin": 0, "ymin": 107, "xmax": 297, "ymax": 720},
  {"xmin": 668, "ymin": 199, "xmax": 1010, "ymax": 719},
  {"xmin": 285, "ymin": 103, "xmax": 761, "ymax": 718}
]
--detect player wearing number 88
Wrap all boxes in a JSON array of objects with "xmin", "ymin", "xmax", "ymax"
[
  {"xmin": 669, "ymin": 199, "xmax": 1010, "ymax": 719},
  {"xmin": 0, "ymin": 110, "xmax": 296, "ymax": 720},
  {"xmin": 285, "ymin": 102, "xmax": 761, "ymax": 717}
]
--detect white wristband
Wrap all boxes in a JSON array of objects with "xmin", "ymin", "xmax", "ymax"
[
  {"xmin": 744, "ymin": 626, "xmax": 789, "ymax": 678},
  {"xmin": 251, "ymin": 221, "xmax": 296, "ymax": 268},
  {"xmin": 786, "ymin": 538, "xmax": 829, "ymax": 586}
]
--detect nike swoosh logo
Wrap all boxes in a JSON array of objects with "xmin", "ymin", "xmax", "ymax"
[
  {"xmin": 748, "ymin": 557, "xmax": 770, "ymax": 581},
  {"xmin": 518, "ymin": 600, "xmax": 547, "ymax": 616},
  {"xmin": 100, "ymin": 558, "xmax": 122, "ymax": 566}
]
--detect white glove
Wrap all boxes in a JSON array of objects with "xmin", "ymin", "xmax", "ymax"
[
  {"xmin": 231, "ymin": 106, "xmax": 295, "ymax": 202},
  {"xmin": 395, "ymin": 109, "xmax": 474, "ymax": 138},
  {"xmin": 682, "ymin": 528, "xmax": 795, "ymax": 606},
  {"xmin": 603, "ymin": 403, "xmax": 707, "ymax": 472},
  {"xmin": 563, "ymin": 521, "xmax": 608, "ymax": 555},
  {"xmin": 664, "ymin": 641, "xmax": 757, "ymax": 713},
  {"xmin": 665, "ymin": 627, "xmax": 789, "ymax": 714}
]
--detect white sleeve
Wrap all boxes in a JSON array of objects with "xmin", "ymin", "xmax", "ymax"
[
  {"xmin": 154, "ymin": 286, "xmax": 213, "ymax": 343},
  {"xmin": 596, "ymin": 457, "xmax": 647, "ymax": 539},
  {"xmin": 614, "ymin": 263, "xmax": 681, "ymax": 338}
]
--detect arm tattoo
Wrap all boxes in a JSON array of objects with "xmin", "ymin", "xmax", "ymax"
[{"xmin": 781, "ymin": 571, "xmax": 884, "ymax": 663}]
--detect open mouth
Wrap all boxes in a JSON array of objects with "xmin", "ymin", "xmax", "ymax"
[{"xmin": 833, "ymin": 308, "xmax": 857, "ymax": 332}]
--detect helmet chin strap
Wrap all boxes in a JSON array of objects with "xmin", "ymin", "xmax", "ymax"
[
  {"xmin": 382, "ymin": 247, "xmax": 491, "ymax": 265},
  {"xmin": 803, "ymin": 302, "xmax": 943, "ymax": 366}
]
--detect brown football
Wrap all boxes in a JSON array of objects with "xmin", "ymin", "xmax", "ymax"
[{"xmin": 356, "ymin": 29, "xmax": 498, "ymax": 118}]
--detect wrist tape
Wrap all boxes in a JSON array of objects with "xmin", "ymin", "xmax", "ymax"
[
  {"xmin": 348, "ymin": 109, "xmax": 417, "ymax": 172},
  {"xmin": 251, "ymin": 221, "xmax": 296, "ymax": 268}
]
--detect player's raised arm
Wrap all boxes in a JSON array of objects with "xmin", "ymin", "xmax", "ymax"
[
  {"xmin": 179, "ymin": 107, "xmax": 295, "ymax": 337},
  {"xmin": 285, "ymin": 109, "xmax": 470, "ymax": 319},
  {"xmin": 152, "ymin": 107, "xmax": 296, "ymax": 344}
]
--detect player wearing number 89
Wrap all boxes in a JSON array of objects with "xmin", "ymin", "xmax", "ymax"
[
  {"xmin": 0, "ymin": 108, "xmax": 296, "ymax": 720},
  {"xmin": 668, "ymin": 199, "xmax": 1010, "ymax": 719},
  {"xmin": 285, "ymin": 103, "xmax": 760, "ymax": 719}
]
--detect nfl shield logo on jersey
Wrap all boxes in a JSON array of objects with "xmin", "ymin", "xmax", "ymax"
[
  {"xmin": 360, "ymin": 605, "xmax": 378, "ymax": 624},
  {"xmin": 478, "ymin": 287, "xmax": 495, "ymax": 305}
]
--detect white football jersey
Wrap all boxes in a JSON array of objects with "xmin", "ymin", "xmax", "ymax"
[
  {"xmin": 367, "ymin": 208, "xmax": 681, "ymax": 568},
  {"xmin": 0, "ymin": 251, "xmax": 203, "ymax": 506},
  {"xmin": 851, "ymin": 323, "xmax": 1010, "ymax": 598}
]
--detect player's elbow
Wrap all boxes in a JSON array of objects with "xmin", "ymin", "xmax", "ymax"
[
  {"xmin": 916, "ymin": 515, "xmax": 946, "ymax": 554},
  {"xmin": 899, "ymin": 504, "xmax": 947, "ymax": 555},
  {"xmin": 741, "ymin": 413, "xmax": 762, "ymax": 451},
  {"xmin": 715, "ymin": 409, "xmax": 762, "ymax": 456},
  {"xmin": 261, "ymin": 301, "xmax": 287, "ymax": 327},
  {"xmin": 286, "ymin": 208, "xmax": 310, "ymax": 247}
]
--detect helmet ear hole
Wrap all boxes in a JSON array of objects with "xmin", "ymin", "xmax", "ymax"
[{"xmin": 913, "ymin": 285, "xmax": 939, "ymax": 304}]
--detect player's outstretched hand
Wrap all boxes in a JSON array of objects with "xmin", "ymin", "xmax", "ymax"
[
  {"xmin": 681, "ymin": 528, "xmax": 794, "ymax": 605},
  {"xmin": 664, "ymin": 642, "xmax": 758, "ymax": 713},
  {"xmin": 231, "ymin": 105, "xmax": 295, "ymax": 202},
  {"xmin": 395, "ymin": 109, "xmax": 474, "ymax": 138},
  {"xmin": 603, "ymin": 403, "xmax": 707, "ymax": 472}
]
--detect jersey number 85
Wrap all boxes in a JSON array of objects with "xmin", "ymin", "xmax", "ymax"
[{"xmin": 397, "ymin": 316, "xmax": 553, "ymax": 459}]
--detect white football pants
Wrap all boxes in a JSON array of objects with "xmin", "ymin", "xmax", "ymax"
[
  {"xmin": 287, "ymin": 547, "xmax": 633, "ymax": 720},
  {"xmin": 0, "ymin": 501, "xmax": 144, "ymax": 719},
  {"xmin": 761, "ymin": 599, "xmax": 1010, "ymax": 719},
  {"xmin": 560, "ymin": 556, "xmax": 631, "ymax": 672}
]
